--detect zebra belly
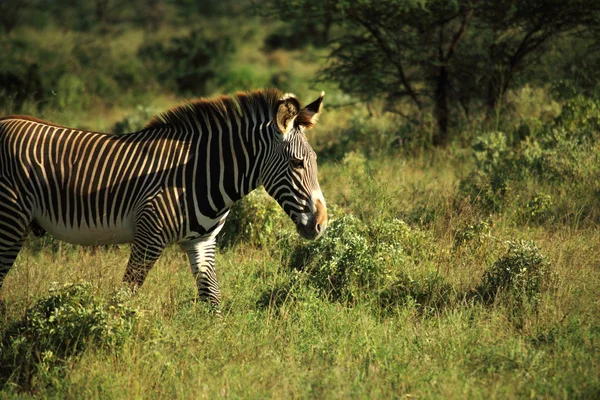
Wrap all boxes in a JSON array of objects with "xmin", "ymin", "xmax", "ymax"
[{"xmin": 33, "ymin": 214, "xmax": 136, "ymax": 246}]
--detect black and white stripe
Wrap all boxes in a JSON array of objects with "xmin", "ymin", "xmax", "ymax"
[{"xmin": 0, "ymin": 89, "xmax": 328, "ymax": 309}]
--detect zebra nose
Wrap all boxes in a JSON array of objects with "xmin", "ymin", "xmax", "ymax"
[{"xmin": 314, "ymin": 199, "xmax": 327, "ymax": 236}]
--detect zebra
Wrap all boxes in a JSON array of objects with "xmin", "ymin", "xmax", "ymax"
[{"xmin": 0, "ymin": 89, "xmax": 328, "ymax": 309}]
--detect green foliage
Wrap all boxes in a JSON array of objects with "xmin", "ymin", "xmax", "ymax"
[
  {"xmin": 267, "ymin": 0, "xmax": 600, "ymax": 145},
  {"xmin": 459, "ymin": 96, "xmax": 600, "ymax": 221},
  {"xmin": 111, "ymin": 105, "xmax": 158, "ymax": 134},
  {"xmin": 377, "ymin": 270, "xmax": 455, "ymax": 314},
  {"xmin": 477, "ymin": 240, "xmax": 554, "ymax": 311},
  {"xmin": 284, "ymin": 214, "xmax": 436, "ymax": 307},
  {"xmin": 320, "ymin": 114, "xmax": 407, "ymax": 160},
  {"xmin": 138, "ymin": 29, "xmax": 235, "ymax": 96},
  {"xmin": 459, "ymin": 131, "xmax": 513, "ymax": 210},
  {"xmin": 523, "ymin": 193, "xmax": 554, "ymax": 224},
  {"xmin": 0, "ymin": 283, "xmax": 137, "ymax": 390},
  {"xmin": 454, "ymin": 218, "xmax": 492, "ymax": 249},
  {"xmin": 219, "ymin": 188, "xmax": 291, "ymax": 249},
  {"xmin": 553, "ymin": 95, "xmax": 600, "ymax": 141},
  {"xmin": 0, "ymin": 31, "xmax": 154, "ymax": 114}
]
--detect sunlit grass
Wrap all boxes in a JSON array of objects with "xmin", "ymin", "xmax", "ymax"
[{"xmin": 1, "ymin": 152, "xmax": 599, "ymax": 398}]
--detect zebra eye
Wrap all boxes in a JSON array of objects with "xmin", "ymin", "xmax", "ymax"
[{"xmin": 290, "ymin": 158, "xmax": 305, "ymax": 170}]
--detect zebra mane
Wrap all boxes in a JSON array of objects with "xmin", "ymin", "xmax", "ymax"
[{"xmin": 145, "ymin": 89, "xmax": 284, "ymax": 130}]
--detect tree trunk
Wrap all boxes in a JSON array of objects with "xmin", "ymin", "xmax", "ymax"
[
  {"xmin": 485, "ymin": 69, "xmax": 511, "ymax": 122},
  {"xmin": 434, "ymin": 66, "xmax": 450, "ymax": 146}
]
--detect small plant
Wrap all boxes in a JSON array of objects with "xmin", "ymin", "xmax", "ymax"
[
  {"xmin": 0, "ymin": 283, "xmax": 137, "ymax": 390},
  {"xmin": 459, "ymin": 131, "xmax": 514, "ymax": 210},
  {"xmin": 454, "ymin": 218, "xmax": 492, "ymax": 249},
  {"xmin": 378, "ymin": 271, "xmax": 455, "ymax": 314},
  {"xmin": 219, "ymin": 187, "xmax": 290, "ymax": 249},
  {"xmin": 112, "ymin": 105, "xmax": 158, "ymax": 134},
  {"xmin": 477, "ymin": 240, "xmax": 554, "ymax": 310},
  {"xmin": 523, "ymin": 193, "xmax": 554, "ymax": 224}
]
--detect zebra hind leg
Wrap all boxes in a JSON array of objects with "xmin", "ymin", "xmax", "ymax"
[{"xmin": 181, "ymin": 237, "xmax": 221, "ymax": 313}]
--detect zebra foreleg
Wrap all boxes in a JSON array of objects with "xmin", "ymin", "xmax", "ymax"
[
  {"xmin": 181, "ymin": 237, "xmax": 221, "ymax": 311},
  {"xmin": 123, "ymin": 236, "xmax": 166, "ymax": 292},
  {"xmin": 0, "ymin": 236, "xmax": 25, "ymax": 292},
  {"xmin": 0, "ymin": 190, "xmax": 31, "ymax": 292}
]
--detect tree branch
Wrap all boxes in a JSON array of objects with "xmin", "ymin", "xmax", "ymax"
[{"xmin": 354, "ymin": 15, "xmax": 423, "ymax": 110}]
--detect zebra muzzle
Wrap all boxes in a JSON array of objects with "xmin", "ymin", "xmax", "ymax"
[{"xmin": 296, "ymin": 199, "xmax": 327, "ymax": 240}]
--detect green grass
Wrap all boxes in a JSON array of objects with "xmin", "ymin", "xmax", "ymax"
[
  {"xmin": 1, "ymin": 14, "xmax": 599, "ymax": 398},
  {"xmin": 1, "ymin": 154, "xmax": 598, "ymax": 399}
]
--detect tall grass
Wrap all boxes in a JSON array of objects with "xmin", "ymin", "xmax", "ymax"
[
  {"xmin": 1, "ymin": 146, "xmax": 599, "ymax": 397},
  {"xmin": 1, "ymin": 16, "xmax": 599, "ymax": 399}
]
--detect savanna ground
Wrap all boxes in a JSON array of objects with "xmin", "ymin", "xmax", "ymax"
[{"xmin": 1, "ymin": 2, "xmax": 600, "ymax": 398}]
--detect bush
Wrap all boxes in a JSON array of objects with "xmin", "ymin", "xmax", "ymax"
[
  {"xmin": 320, "ymin": 114, "xmax": 406, "ymax": 161},
  {"xmin": 522, "ymin": 193, "xmax": 554, "ymax": 224},
  {"xmin": 459, "ymin": 97, "xmax": 600, "ymax": 220},
  {"xmin": 219, "ymin": 188, "xmax": 291, "ymax": 249},
  {"xmin": 476, "ymin": 240, "xmax": 554, "ymax": 311},
  {"xmin": 0, "ymin": 283, "xmax": 137, "ymax": 390},
  {"xmin": 284, "ymin": 214, "xmax": 438, "ymax": 308},
  {"xmin": 458, "ymin": 131, "xmax": 514, "ymax": 211},
  {"xmin": 138, "ymin": 29, "xmax": 235, "ymax": 96},
  {"xmin": 453, "ymin": 218, "xmax": 492, "ymax": 249},
  {"xmin": 378, "ymin": 271, "xmax": 455, "ymax": 314},
  {"xmin": 111, "ymin": 105, "xmax": 158, "ymax": 134}
]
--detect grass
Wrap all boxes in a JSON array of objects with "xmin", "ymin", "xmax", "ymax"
[
  {"xmin": 1, "ymin": 153, "xmax": 598, "ymax": 399},
  {"xmin": 1, "ymin": 16, "xmax": 599, "ymax": 398}
]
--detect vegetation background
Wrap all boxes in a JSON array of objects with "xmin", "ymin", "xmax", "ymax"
[{"xmin": 1, "ymin": 0, "xmax": 599, "ymax": 398}]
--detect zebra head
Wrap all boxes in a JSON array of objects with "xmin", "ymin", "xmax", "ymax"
[{"xmin": 261, "ymin": 92, "xmax": 328, "ymax": 240}]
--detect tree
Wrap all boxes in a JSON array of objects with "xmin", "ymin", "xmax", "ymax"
[
  {"xmin": 265, "ymin": 0, "xmax": 600, "ymax": 146},
  {"xmin": 475, "ymin": 0, "xmax": 600, "ymax": 119}
]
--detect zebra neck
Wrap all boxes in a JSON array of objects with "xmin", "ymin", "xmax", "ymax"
[{"xmin": 188, "ymin": 110, "xmax": 272, "ymax": 216}]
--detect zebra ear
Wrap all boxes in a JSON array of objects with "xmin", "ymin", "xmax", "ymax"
[
  {"xmin": 297, "ymin": 91, "xmax": 324, "ymax": 129},
  {"xmin": 276, "ymin": 95, "xmax": 300, "ymax": 136}
]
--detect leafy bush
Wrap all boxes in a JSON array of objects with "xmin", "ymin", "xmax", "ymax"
[
  {"xmin": 454, "ymin": 218, "xmax": 492, "ymax": 249},
  {"xmin": 522, "ymin": 193, "xmax": 554, "ymax": 224},
  {"xmin": 219, "ymin": 188, "xmax": 291, "ymax": 249},
  {"xmin": 0, "ymin": 283, "xmax": 137, "ymax": 390},
  {"xmin": 378, "ymin": 271, "xmax": 455, "ymax": 314},
  {"xmin": 458, "ymin": 131, "xmax": 513, "ymax": 210},
  {"xmin": 476, "ymin": 240, "xmax": 554, "ymax": 311},
  {"xmin": 111, "ymin": 105, "xmax": 158, "ymax": 134},
  {"xmin": 284, "ymin": 214, "xmax": 438, "ymax": 307},
  {"xmin": 459, "ymin": 97, "xmax": 600, "ymax": 220},
  {"xmin": 0, "ymin": 32, "xmax": 154, "ymax": 114},
  {"xmin": 553, "ymin": 95, "xmax": 600, "ymax": 140},
  {"xmin": 138, "ymin": 29, "xmax": 235, "ymax": 96},
  {"xmin": 320, "ymin": 115, "xmax": 406, "ymax": 161}
]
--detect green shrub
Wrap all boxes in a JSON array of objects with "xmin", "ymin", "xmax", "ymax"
[
  {"xmin": 138, "ymin": 28, "xmax": 235, "ymax": 96},
  {"xmin": 553, "ymin": 95, "xmax": 600, "ymax": 141},
  {"xmin": 378, "ymin": 271, "xmax": 455, "ymax": 314},
  {"xmin": 111, "ymin": 105, "xmax": 158, "ymax": 134},
  {"xmin": 523, "ymin": 193, "xmax": 554, "ymax": 224},
  {"xmin": 285, "ymin": 214, "xmax": 436, "ymax": 307},
  {"xmin": 459, "ymin": 97, "xmax": 600, "ymax": 219},
  {"xmin": 219, "ymin": 188, "xmax": 291, "ymax": 249},
  {"xmin": 477, "ymin": 240, "xmax": 554, "ymax": 311},
  {"xmin": 0, "ymin": 283, "xmax": 137, "ymax": 390},
  {"xmin": 320, "ymin": 114, "xmax": 406, "ymax": 161},
  {"xmin": 454, "ymin": 218, "xmax": 492, "ymax": 249},
  {"xmin": 458, "ymin": 131, "xmax": 514, "ymax": 211}
]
